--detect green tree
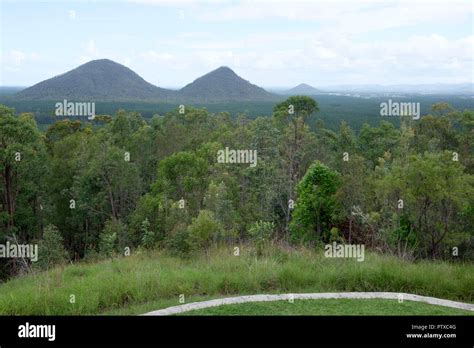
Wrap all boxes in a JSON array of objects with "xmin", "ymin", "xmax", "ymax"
[
  {"xmin": 152, "ymin": 151, "xmax": 208, "ymax": 215},
  {"xmin": 291, "ymin": 161, "xmax": 341, "ymax": 242},
  {"xmin": 35, "ymin": 224, "xmax": 68, "ymax": 270},
  {"xmin": 187, "ymin": 210, "xmax": 223, "ymax": 251},
  {"xmin": 248, "ymin": 220, "xmax": 275, "ymax": 255},
  {"xmin": 0, "ymin": 107, "xmax": 47, "ymax": 239},
  {"xmin": 273, "ymin": 96, "xmax": 319, "ymax": 234},
  {"xmin": 358, "ymin": 121, "xmax": 400, "ymax": 166},
  {"xmin": 140, "ymin": 218, "xmax": 156, "ymax": 249},
  {"xmin": 374, "ymin": 151, "xmax": 473, "ymax": 258}
]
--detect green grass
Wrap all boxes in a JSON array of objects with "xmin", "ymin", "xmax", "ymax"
[
  {"xmin": 0, "ymin": 245, "xmax": 472, "ymax": 315},
  {"xmin": 178, "ymin": 299, "xmax": 474, "ymax": 316}
]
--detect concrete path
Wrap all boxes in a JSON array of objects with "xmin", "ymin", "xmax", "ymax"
[{"xmin": 143, "ymin": 292, "xmax": 474, "ymax": 315}]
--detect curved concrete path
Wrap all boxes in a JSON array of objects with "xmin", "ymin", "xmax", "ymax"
[{"xmin": 143, "ymin": 292, "xmax": 474, "ymax": 315}]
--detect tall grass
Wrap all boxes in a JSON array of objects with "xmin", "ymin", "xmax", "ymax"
[{"xmin": 0, "ymin": 244, "xmax": 472, "ymax": 315}]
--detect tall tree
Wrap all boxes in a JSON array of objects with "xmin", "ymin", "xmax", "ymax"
[
  {"xmin": 291, "ymin": 161, "xmax": 341, "ymax": 242},
  {"xmin": 273, "ymin": 96, "xmax": 319, "ymax": 233}
]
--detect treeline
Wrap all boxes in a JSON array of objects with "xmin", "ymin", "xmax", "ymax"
[
  {"xmin": 3, "ymin": 94, "xmax": 472, "ymax": 131},
  {"xmin": 0, "ymin": 98, "xmax": 473, "ymax": 280}
]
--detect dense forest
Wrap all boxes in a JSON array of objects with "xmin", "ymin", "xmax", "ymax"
[
  {"xmin": 2, "ymin": 94, "xmax": 473, "ymax": 132},
  {"xmin": 0, "ymin": 96, "xmax": 473, "ymax": 281}
]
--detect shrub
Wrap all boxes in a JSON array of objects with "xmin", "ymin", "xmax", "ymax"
[
  {"xmin": 100, "ymin": 219, "xmax": 131, "ymax": 256},
  {"xmin": 35, "ymin": 225, "xmax": 68, "ymax": 270},
  {"xmin": 166, "ymin": 223, "xmax": 192, "ymax": 256},
  {"xmin": 187, "ymin": 210, "xmax": 223, "ymax": 251},
  {"xmin": 328, "ymin": 227, "xmax": 344, "ymax": 243},
  {"xmin": 140, "ymin": 218, "xmax": 156, "ymax": 249},
  {"xmin": 248, "ymin": 220, "xmax": 275, "ymax": 255}
]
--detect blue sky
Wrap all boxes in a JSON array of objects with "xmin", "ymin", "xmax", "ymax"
[{"xmin": 1, "ymin": 0, "xmax": 473, "ymax": 87}]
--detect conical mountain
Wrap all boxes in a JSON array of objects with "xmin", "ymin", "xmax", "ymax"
[
  {"xmin": 14, "ymin": 59, "xmax": 175, "ymax": 101},
  {"xmin": 285, "ymin": 83, "xmax": 321, "ymax": 95},
  {"xmin": 179, "ymin": 66, "xmax": 277, "ymax": 101}
]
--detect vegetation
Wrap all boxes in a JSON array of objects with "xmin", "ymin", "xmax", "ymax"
[
  {"xmin": 179, "ymin": 66, "xmax": 277, "ymax": 102},
  {"xmin": 10, "ymin": 60, "xmax": 277, "ymax": 103},
  {"xmin": 0, "ymin": 94, "xmax": 473, "ymax": 314},
  {"xmin": 34, "ymin": 225, "xmax": 68, "ymax": 270},
  {"xmin": 1, "ymin": 94, "xmax": 472, "ymax": 132},
  {"xmin": 0, "ymin": 245, "xmax": 472, "ymax": 315},
  {"xmin": 13, "ymin": 59, "xmax": 174, "ymax": 101},
  {"xmin": 1, "ymin": 97, "xmax": 473, "ymax": 272}
]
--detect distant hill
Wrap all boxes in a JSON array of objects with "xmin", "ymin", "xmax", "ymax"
[
  {"xmin": 0, "ymin": 86, "xmax": 25, "ymax": 96},
  {"xmin": 14, "ymin": 59, "xmax": 176, "ymax": 101},
  {"xmin": 283, "ymin": 83, "xmax": 322, "ymax": 95},
  {"xmin": 12, "ymin": 61, "xmax": 280, "ymax": 102},
  {"xmin": 8, "ymin": 59, "xmax": 474, "ymax": 103},
  {"xmin": 324, "ymin": 83, "xmax": 474, "ymax": 95},
  {"xmin": 179, "ymin": 66, "xmax": 278, "ymax": 102}
]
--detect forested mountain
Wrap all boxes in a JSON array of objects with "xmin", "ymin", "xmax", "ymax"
[
  {"xmin": 14, "ymin": 59, "xmax": 177, "ymax": 101},
  {"xmin": 12, "ymin": 61, "xmax": 279, "ymax": 102},
  {"xmin": 179, "ymin": 66, "xmax": 278, "ymax": 102}
]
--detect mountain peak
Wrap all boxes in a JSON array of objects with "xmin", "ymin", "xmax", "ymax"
[
  {"xmin": 82, "ymin": 58, "xmax": 120, "ymax": 66},
  {"xmin": 75, "ymin": 59, "xmax": 135, "ymax": 73},
  {"xmin": 14, "ymin": 58, "xmax": 174, "ymax": 101},
  {"xmin": 84, "ymin": 58, "xmax": 117, "ymax": 64},
  {"xmin": 206, "ymin": 66, "xmax": 238, "ymax": 76},
  {"xmin": 285, "ymin": 83, "xmax": 321, "ymax": 95},
  {"xmin": 179, "ymin": 66, "xmax": 276, "ymax": 102}
]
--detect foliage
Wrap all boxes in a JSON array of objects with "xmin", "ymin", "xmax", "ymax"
[
  {"xmin": 99, "ymin": 219, "xmax": 128, "ymax": 257},
  {"xmin": 248, "ymin": 220, "xmax": 275, "ymax": 255},
  {"xmin": 290, "ymin": 161, "xmax": 341, "ymax": 243},
  {"xmin": 140, "ymin": 218, "xmax": 156, "ymax": 249},
  {"xmin": 1, "ymin": 97, "xmax": 473, "ymax": 280},
  {"xmin": 187, "ymin": 210, "xmax": 223, "ymax": 251},
  {"xmin": 0, "ymin": 245, "xmax": 473, "ymax": 315},
  {"xmin": 35, "ymin": 225, "xmax": 68, "ymax": 270}
]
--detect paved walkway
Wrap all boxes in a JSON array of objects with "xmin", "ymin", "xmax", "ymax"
[{"xmin": 143, "ymin": 292, "xmax": 474, "ymax": 315}]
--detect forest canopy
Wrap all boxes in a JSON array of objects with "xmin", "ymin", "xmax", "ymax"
[{"xmin": 0, "ymin": 97, "xmax": 473, "ymax": 280}]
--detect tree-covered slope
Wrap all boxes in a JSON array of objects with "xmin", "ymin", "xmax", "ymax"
[
  {"xmin": 179, "ymin": 66, "xmax": 278, "ymax": 102},
  {"xmin": 14, "ymin": 59, "xmax": 177, "ymax": 101}
]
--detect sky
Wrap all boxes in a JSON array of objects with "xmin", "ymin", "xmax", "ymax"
[{"xmin": 1, "ymin": 0, "xmax": 473, "ymax": 87}]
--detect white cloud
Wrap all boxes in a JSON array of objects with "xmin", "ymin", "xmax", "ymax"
[
  {"xmin": 161, "ymin": 30, "xmax": 473, "ymax": 85},
  {"xmin": 2, "ymin": 0, "xmax": 472, "ymax": 86},
  {"xmin": 140, "ymin": 50, "xmax": 175, "ymax": 62},
  {"xmin": 8, "ymin": 50, "xmax": 27, "ymax": 66},
  {"xmin": 1, "ymin": 50, "xmax": 40, "ymax": 70},
  {"xmin": 195, "ymin": 0, "xmax": 472, "ymax": 30}
]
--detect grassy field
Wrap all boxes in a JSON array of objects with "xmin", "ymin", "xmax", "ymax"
[
  {"xmin": 0, "ymin": 245, "xmax": 472, "ymax": 315},
  {"xmin": 178, "ymin": 299, "xmax": 474, "ymax": 316}
]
